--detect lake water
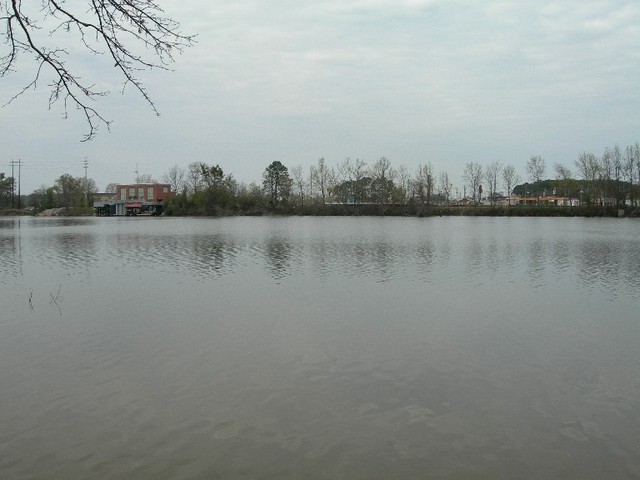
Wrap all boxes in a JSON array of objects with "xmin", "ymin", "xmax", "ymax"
[{"xmin": 1, "ymin": 216, "xmax": 639, "ymax": 479}]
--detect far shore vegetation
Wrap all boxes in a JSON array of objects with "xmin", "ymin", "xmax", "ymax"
[{"xmin": 2, "ymin": 142, "xmax": 640, "ymax": 218}]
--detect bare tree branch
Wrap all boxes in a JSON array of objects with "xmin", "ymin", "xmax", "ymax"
[{"xmin": 1, "ymin": 0, "xmax": 194, "ymax": 141}]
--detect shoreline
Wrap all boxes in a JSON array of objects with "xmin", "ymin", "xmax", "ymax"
[{"xmin": 3, "ymin": 205, "xmax": 638, "ymax": 218}]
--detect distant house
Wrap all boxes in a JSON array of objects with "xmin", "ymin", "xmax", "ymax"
[
  {"xmin": 514, "ymin": 195, "xmax": 578, "ymax": 207},
  {"xmin": 483, "ymin": 194, "xmax": 510, "ymax": 206},
  {"xmin": 95, "ymin": 183, "xmax": 176, "ymax": 216},
  {"xmin": 453, "ymin": 197, "xmax": 474, "ymax": 206}
]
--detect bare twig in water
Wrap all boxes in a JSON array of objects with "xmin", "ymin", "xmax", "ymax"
[
  {"xmin": 28, "ymin": 289, "xmax": 33, "ymax": 311},
  {"xmin": 49, "ymin": 284, "xmax": 63, "ymax": 316},
  {"xmin": 50, "ymin": 284, "xmax": 62, "ymax": 303}
]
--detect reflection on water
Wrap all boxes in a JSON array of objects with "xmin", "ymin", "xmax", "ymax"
[
  {"xmin": 1, "ymin": 216, "xmax": 640, "ymax": 479},
  {"xmin": 190, "ymin": 234, "xmax": 235, "ymax": 278},
  {"xmin": 0, "ymin": 235, "xmax": 21, "ymax": 283},
  {"xmin": 265, "ymin": 235, "xmax": 292, "ymax": 281},
  {"xmin": 3, "ymin": 217, "xmax": 638, "ymax": 296}
]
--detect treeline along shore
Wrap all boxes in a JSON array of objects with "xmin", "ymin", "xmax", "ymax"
[{"xmin": 3, "ymin": 141, "xmax": 640, "ymax": 218}]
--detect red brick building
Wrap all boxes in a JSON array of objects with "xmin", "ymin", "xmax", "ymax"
[
  {"xmin": 115, "ymin": 183, "xmax": 176, "ymax": 203},
  {"xmin": 95, "ymin": 183, "xmax": 177, "ymax": 216}
]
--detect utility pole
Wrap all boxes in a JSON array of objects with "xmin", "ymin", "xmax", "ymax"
[
  {"xmin": 18, "ymin": 159, "xmax": 21, "ymax": 210},
  {"xmin": 83, "ymin": 157, "xmax": 89, "ymax": 207},
  {"xmin": 9, "ymin": 159, "xmax": 23, "ymax": 209},
  {"xmin": 135, "ymin": 163, "xmax": 139, "ymax": 184},
  {"xmin": 10, "ymin": 160, "xmax": 15, "ymax": 208}
]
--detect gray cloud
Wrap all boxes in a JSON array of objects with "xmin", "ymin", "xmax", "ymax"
[{"xmin": 1, "ymin": 0, "xmax": 638, "ymax": 193}]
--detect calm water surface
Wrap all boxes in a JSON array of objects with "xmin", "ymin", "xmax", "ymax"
[{"xmin": 1, "ymin": 216, "xmax": 639, "ymax": 479}]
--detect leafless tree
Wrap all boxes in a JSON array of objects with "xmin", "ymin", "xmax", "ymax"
[
  {"xmin": 611, "ymin": 145, "xmax": 624, "ymax": 206},
  {"xmin": 370, "ymin": 157, "xmax": 395, "ymax": 204},
  {"xmin": 484, "ymin": 161, "xmax": 501, "ymax": 205},
  {"xmin": 575, "ymin": 151, "xmax": 600, "ymax": 204},
  {"xmin": 1, "ymin": 0, "xmax": 194, "ymax": 140},
  {"xmin": 599, "ymin": 147, "xmax": 615, "ymax": 206},
  {"xmin": 438, "ymin": 170, "xmax": 451, "ymax": 204},
  {"xmin": 137, "ymin": 173, "xmax": 155, "ymax": 183},
  {"xmin": 186, "ymin": 161, "xmax": 203, "ymax": 194},
  {"xmin": 307, "ymin": 165, "xmax": 316, "ymax": 200},
  {"xmin": 163, "ymin": 164, "xmax": 185, "ymax": 193},
  {"xmin": 337, "ymin": 157, "xmax": 367, "ymax": 183},
  {"xmin": 635, "ymin": 142, "xmax": 640, "ymax": 203},
  {"xmin": 336, "ymin": 157, "xmax": 351, "ymax": 185},
  {"xmin": 526, "ymin": 155, "xmax": 546, "ymax": 185},
  {"xmin": 463, "ymin": 162, "xmax": 482, "ymax": 203},
  {"xmin": 502, "ymin": 164, "xmax": 519, "ymax": 205},
  {"xmin": 394, "ymin": 164, "xmax": 410, "ymax": 204},
  {"xmin": 553, "ymin": 163, "xmax": 571, "ymax": 198},
  {"xmin": 371, "ymin": 156, "xmax": 392, "ymax": 180},
  {"xmin": 290, "ymin": 164, "xmax": 305, "ymax": 205},
  {"xmin": 313, "ymin": 157, "xmax": 329, "ymax": 204},
  {"xmin": 413, "ymin": 163, "xmax": 432, "ymax": 205},
  {"xmin": 342, "ymin": 157, "xmax": 368, "ymax": 203},
  {"xmin": 623, "ymin": 144, "xmax": 637, "ymax": 206},
  {"xmin": 352, "ymin": 159, "xmax": 367, "ymax": 183},
  {"xmin": 575, "ymin": 152, "xmax": 600, "ymax": 183}
]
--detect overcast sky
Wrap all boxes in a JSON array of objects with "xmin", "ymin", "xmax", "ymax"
[{"xmin": 2, "ymin": 0, "xmax": 639, "ymax": 195}]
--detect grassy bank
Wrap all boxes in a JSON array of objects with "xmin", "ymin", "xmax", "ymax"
[
  {"xmin": 0, "ymin": 208, "xmax": 34, "ymax": 216},
  {"xmin": 0, "ymin": 207, "xmax": 95, "ymax": 217},
  {"xmin": 256, "ymin": 204, "xmax": 640, "ymax": 218}
]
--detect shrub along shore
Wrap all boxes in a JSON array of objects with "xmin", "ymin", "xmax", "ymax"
[{"xmin": 164, "ymin": 203, "xmax": 639, "ymax": 218}]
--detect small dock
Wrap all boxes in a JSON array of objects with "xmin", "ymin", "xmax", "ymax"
[{"xmin": 94, "ymin": 201, "xmax": 165, "ymax": 216}]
